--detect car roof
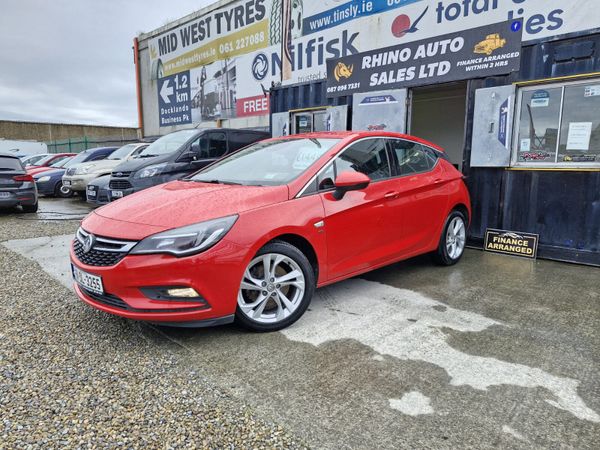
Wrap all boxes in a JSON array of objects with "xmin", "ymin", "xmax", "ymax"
[
  {"xmin": 270, "ymin": 131, "xmax": 445, "ymax": 152},
  {"xmin": 0, "ymin": 151, "xmax": 20, "ymax": 159}
]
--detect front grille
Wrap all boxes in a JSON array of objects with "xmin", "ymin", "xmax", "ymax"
[
  {"xmin": 111, "ymin": 171, "xmax": 132, "ymax": 178},
  {"xmin": 81, "ymin": 287, "xmax": 209, "ymax": 313},
  {"xmin": 74, "ymin": 239, "xmax": 126, "ymax": 266},
  {"xmin": 73, "ymin": 228, "xmax": 137, "ymax": 267},
  {"xmin": 109, "ymin": 179, "xmax": 132, "ymax": 190}
]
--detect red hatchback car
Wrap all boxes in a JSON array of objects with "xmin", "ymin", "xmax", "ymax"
[{"xmin": 71, "ymin": 132, "xmax": 470, "ymax": 331}]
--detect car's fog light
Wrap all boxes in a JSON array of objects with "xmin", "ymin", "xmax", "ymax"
[
  {"xmin": 166, "ymin": 287, "xmax": 199, "ymax": 298},
  {"xmin": 140, "ymin": 286, "xmax": 206, "ymax": 303}
]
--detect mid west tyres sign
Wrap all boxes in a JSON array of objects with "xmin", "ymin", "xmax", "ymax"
[{"xmin": 148, "ymin": 0, "xmax": 600, "ymax": 126}]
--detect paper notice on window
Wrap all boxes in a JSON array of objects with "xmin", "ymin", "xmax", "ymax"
[
  {"xmin": 566, "ymin": 122, "xmax": 593, "ymax": 151},
  {"xmin": 584, "ymin": 85, "xmax": 600, "ymax": 97},
  {"xmin": 520, "ymin": 138, "xmax": 531, "ymax": 152}
]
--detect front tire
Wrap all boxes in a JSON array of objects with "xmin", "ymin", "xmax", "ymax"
[
  {"xmin": 55, "ymin": 181, "xmax": 73, "ymax": 198},
  {"xmin": 433, "ymin": 211, "xmax": 467, "ymax": 266},
  {"xmin": 235, "ymin": 241, "xmax": 315, "ymax": 332}
]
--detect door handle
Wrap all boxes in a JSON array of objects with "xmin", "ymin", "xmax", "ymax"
[
  {"xmin": 384, "ymin": 191, "xmax": 400, "ymax": 199},
  {"xmin": 433, "ymin": 179, "xmax": 444, "ymax": 185}
]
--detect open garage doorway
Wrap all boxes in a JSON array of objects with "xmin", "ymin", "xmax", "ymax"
[{"xmin": 409, "ymin": 82, "xmax": 468, "ymax": 171}]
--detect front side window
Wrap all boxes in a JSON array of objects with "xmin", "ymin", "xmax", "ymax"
[
  {"xmin": 335, "ymin": 138, "xmax": 391, "ymax": 181},
  {"xmin": 389, "ymin": 139, "xmax": 437, "ymax": 175},
  {"xmin": 514, "ymin": 79, "xmax": 600, "ymax": 166}
]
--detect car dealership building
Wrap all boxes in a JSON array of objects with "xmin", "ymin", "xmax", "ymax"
[{"xmin": 135, "ymin": 0, "xmax": 600, "ymax": 266}]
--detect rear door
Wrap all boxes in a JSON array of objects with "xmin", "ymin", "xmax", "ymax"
[
  {"xmin": 319, "ymin": 138, "xmax": 398, "ymax": 280},
  {"xmin": 386, "ymin": 139, "xmax": 449, "ymax": 256}
]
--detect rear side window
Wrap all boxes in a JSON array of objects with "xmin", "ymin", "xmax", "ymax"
[
  {"xmin": 335, "ymin": 138, "xmax": 391, "ymax": 181},
  {"xmin": 0, "ymin": 156, "xmax": 23, "ymax": 171},
  {"xmin": 388, "ymin": 139, "xmax": 437, "ymax": 176}
]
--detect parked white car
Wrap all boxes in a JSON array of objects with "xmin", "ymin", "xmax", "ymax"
[{"xmin": 62, "ymin": 143, "xmax": 148, "ymax": 193}]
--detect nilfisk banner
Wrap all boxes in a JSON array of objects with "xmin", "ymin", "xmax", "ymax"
[{"xmin": 326, "ymin": 20, "xmax": 522, "ymax": 97}]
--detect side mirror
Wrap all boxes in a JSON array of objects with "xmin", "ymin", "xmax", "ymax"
[
  {"xmin": 332, "ymin": 171, "xmax": 371, "ymax": 200},
  {"xmin": 178, "ymin": 151, "xmax": 198, "ymax": 163}
]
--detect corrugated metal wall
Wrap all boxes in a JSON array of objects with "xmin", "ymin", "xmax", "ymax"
[{"xmin": 270, "ymin": 32, "xmax": 600, "ymax": 265}]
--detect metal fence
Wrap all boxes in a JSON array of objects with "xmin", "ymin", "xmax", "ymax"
[{"xmin": 46, "ymin": 136, "xmax": 139, "ymax": 153}]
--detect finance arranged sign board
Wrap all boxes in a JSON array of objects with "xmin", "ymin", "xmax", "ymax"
[
  {"xmin": 484, "ymin": 228, "xmax": 539, "ymax": 259},
  {"xmin": 326, "ymin": 20, "xmax": 522, "ymax": 97}
]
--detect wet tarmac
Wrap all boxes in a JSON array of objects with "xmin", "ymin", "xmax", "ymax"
[{"xmin": 2, "ymin": 198, "xmax": 599, "ymax": 449}]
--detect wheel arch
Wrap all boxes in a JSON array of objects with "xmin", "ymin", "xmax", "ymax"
[
  {"xmin": 265, "ymin": 233, "xmax": 320, "ymax": 282},
  {"xmin": 452, "ymin": 203, "xmax": 470, "ymax": 225}
]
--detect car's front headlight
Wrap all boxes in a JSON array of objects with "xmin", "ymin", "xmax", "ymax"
[
  {"xmin": 37, "ymin": 176, "xmax": 51, "ymax": 183},
  {"xmin": 130, "ymin": 215, "xmax": 238, "ymax": 257},
  {"xmin": 136, "ymin": 164, "xmax": 167, "ymax": 179}
]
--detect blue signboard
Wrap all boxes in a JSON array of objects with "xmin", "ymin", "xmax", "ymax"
[{"xmin": 158, "ymin": 71, "xmax": 192, "ymax": 127}]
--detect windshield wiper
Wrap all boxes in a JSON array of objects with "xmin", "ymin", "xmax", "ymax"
[
  {"xmin": 139, "ymin": 154, "xmax": 160, "ymax": 158},
  {"xmin": 195, "ymin": 179, "xmax": 243, "ymax": 186}
]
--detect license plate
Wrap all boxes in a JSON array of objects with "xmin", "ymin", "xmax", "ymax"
[
  {"xmin": 72, "ymin": 264, "xmax": 104, "ymax": 295},
  {"xmin": 63, "ymin": 180, "xmax": 71, "ymax": 186},
  {"xmin": 0, "ymin": 192, "xmax": 11, "ymax": 199},
  {"xmin": 87, "ymin": 188, "xmax": 97, "ymax": 197},
  {"xmin": 111, "ymin": 190, "xmax": 123, "ymax": 198}
]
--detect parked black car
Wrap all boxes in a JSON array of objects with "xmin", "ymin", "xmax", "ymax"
[
  {"xmin": 107, "ymin": 128, "xmax": 269, "ymax": 201},
  {"xmin": 0, "ymin": 152, "xmax": 38, "ymax": 212},
  {"xmin": 85, "ymin": 174, "xmax": 111, "ymax": 206}
]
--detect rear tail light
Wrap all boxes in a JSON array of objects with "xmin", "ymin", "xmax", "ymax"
[{"xmin": 13, "ymin": 174, "xmax": 34, "ymax": 182}]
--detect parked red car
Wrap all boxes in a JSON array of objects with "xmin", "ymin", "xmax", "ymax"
[
  {"xmin": 27, "ymin": 153, "xmax": 75, "ymax": 176},
  {"xmin": 71, "ymin": 132, "xmax": 471, "ymax": 331}
]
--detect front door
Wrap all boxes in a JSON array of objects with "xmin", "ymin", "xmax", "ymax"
[{"xmin": 320, "ymin": 138, "xmax": 397, "ymax": 280}]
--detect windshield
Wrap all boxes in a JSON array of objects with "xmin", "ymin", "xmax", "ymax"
[
  {"xmin": 64, "ymin": 151, "xmax": 90, "ymax": 168},
  {"xmin": 108, "ymin": 144, "xmax": 140, "ymax": 160},
  {"xmin": 138, "ymin": 130, "xmax": 199, "ymax": 157},
  {"xmin": 24, "ymin": 154, "xmax": 48, "ymax": 165},
  {"xmin": 190, "ymin": 138, "xmax": 340, "ymax": 186},
  {"xmin": 33, "ymin": 154, "xmax": 57, "ymax": 166},
  {"xmin": 50, "ymin": 156, "xmax": 73, "ymax": 168}
]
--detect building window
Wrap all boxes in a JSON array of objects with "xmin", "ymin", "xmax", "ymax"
[{"xmin": 513, "ymin": 78, "xmax": 600, "ymax": 167}]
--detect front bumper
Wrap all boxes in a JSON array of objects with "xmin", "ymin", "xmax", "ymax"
[
  {"xmin": 70, "ymin": 238, "xmax": 247, "ymax": 324},
  {"xmin": 63, "ymin": 174, "xmax": 96, "ymax": 191},
  {"xmin": 86, "ymin": 185, "xmax": 110, "ymax": 205},
  {"xmin": 35, "ymin": 179, "xmax": 58, "ymax": 195}
]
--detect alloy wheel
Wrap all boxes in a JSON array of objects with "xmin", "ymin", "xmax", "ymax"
[
  {"xmin": 237, "ymin": 253, "xmax": 306, "ymax": 324},
  {"xmin": 446, "ymin": 216, "xmax": 466, "ymax": 260}
]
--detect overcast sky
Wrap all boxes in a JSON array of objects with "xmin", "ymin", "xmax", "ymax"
[{"xmin": 0, "ymin": 0, "xmax": 214, "ymax": 128}]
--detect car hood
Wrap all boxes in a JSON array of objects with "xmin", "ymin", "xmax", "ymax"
[
  {"xmin": 28, "ymin": 166, "xmax": 54, "ymax": 176},
  {"xmin": 92, "ymin": 180, "xmax": 289, "ymax": 232},
  {"xmin": 34, "ymin": 168, "xmax": 65, "ymax": 179},
  {"xmin": 113, "ymin": 154, "xmax": 170, "ymax": 173},
  {"xmin": 77, "ymin": 159, "xmax": 121, "ymax": 174}
]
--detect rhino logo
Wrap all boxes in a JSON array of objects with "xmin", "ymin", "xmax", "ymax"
[{"xmin": 334, "ymin": 62, "xmax": 354, "ymax": 82}]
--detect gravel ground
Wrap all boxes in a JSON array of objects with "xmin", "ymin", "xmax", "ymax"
[{"xmin": 0, "ymin": 212, "xmax": 308, "ymax": 449}]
